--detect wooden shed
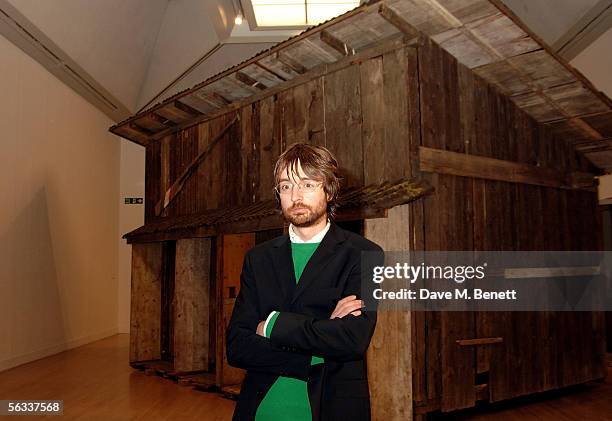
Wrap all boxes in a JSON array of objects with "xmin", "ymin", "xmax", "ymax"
[{"xmin": 110, "ymin": 0, "xmax": 611, "ymax": 419}]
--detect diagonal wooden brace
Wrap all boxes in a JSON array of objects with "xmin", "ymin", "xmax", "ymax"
[{"xmin": 154, "ymin": 114, "xmax": 240, "ymax": 216}]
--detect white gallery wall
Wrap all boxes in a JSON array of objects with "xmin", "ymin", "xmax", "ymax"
[
  {"xmin": 0, "ymin": 32, "xmax": 120, "ymax": 371},
  {"xmin": 118, "ymin": 141, "xmax": 145, "ymax": 333}
]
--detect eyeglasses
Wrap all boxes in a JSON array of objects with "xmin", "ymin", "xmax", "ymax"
[{"xmin": 275, "ymin": 180, "xmax": 323, "ymax": 195}]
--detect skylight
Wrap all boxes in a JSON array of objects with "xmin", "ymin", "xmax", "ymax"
[{"xmin": 248, "ymin": 0, "xmax": 361, "ymax": 28}]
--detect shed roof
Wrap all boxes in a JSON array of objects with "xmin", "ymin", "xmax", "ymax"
[{"xmin": 109, "ymin": 0, "xmax": 612, "ymax": 170}]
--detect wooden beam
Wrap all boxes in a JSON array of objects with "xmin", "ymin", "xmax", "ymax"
[
  {"xmin": 276, "ymin": 52, "xmax": 307, "ymax": 75},
  {"xmin": 320, "ymin": 30, "xmax": 355, "ymax": 56},
  {"xmin": 456, "ymin": 338, "xmax": 504, "ymax": 346},
  {"xmin": 210, "ymin": 92, "xmax": 231, "ymax": 106},
  {"xmin": 235, "ymin": 71, "xmax": 267, "ymax": 90},
  {"xmin": 112, "ymin": 124, "xmax": 148, "ymax": 146},
  {"xmin": 378, "ymin": 3, "xmax": 420, "ymax": 38},
  {"xmin": 129, "ymin": 122, "xmax": 155, "ymax": 137},
  {"xmin": 151, "ymin": 112, "xmax": 177, "ymax": 127},
  {"xmin": 570, "ymin": 117, "xmax": 605, "ymax": 140},
  {"xmin": 135, "ymin": 113, "xmax": 172, "ymax": 132},
  {"xmin": 254, "ymin": 61, "xmax": 287, "ymax": 82},
  {"xmin": 554, "ymin": 0, "xmax": 612, "ymax": 60},
  {"xmin": 419, "ymin": 146, "xmax": 595, "ymax": 190},
  {"xmin": 174, "ymin": 100, "xmax": 203, "ymax": 117}
]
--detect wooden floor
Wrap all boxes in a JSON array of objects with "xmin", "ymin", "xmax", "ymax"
[
  {"xmin": 0, "ymin": 334, "xmax": 609, "ymax": 420},
  {"xmin": 0, "ymin": 334, "xmax": 235, "ymax": 420}
]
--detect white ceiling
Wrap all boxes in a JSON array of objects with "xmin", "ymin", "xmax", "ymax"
[
  {"xmin": 501, "ymin": 0, "xmax": 601, "ymax": 45},
  {"xmin": 1, "ymin": 0, "xmax": 610, "ymax": 122}
]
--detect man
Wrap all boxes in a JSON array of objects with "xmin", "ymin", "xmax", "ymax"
[{"xmin": 226, "ymin": 143, "xmax": 383, "ymax": 421}]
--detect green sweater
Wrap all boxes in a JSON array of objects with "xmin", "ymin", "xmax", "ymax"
[{"xmin": 255, "ymin": 242, "xmax": 324, "ymax": 421}]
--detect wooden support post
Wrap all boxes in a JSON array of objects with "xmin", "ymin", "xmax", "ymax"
[{"xmin": 365, "ymin": 205, "xmax": 413, "ymax": 421}]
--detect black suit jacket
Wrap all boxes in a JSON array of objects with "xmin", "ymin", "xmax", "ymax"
[{"xmin": 226, "ymin": 222, "xmax": 383, "ymax": 421}]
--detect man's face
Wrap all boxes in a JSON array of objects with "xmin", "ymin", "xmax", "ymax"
[{"xmin": 278, "ymin": 160, "xmax": 329, "ymax": 227}]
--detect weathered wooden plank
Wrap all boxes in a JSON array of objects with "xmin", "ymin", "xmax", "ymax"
[
  {"xmin": 174, "ymin": 238, "xmax": 211, "ymax": 372},
  {"xmin": 439, "ymin": 174, "xmax": 475, "ymax": 412},
  {"xmin": 385, "ymin": 0, "xmax": 454, "ymax": 35},
  {"xmin": 196, "ymin": 121, "xmax": 211, "ymax": 213},
  {"xmin": 307, "ymin": 78, "xmax": 326, "ymax": 146},
  {"xmin": 226, "ymin": 113, "xmax": 243, "ymax": 207},
  {"xmin": 130, "ymin": 243, "xmax": 163, "ymax": 362},
  {"xmin": 240, "ymin": 105, "xmax": 255, "ymax": 205},
  {"xmin": 329, "ymin": 11, "xmax": 400, "ymax": 52},
  {"xmin": 418, "ymin": 38, "xmax": 461, "ymax": 151},
  {"xmin": 277, "ymin": 89, "xmax": 293, "ymax": 148},
  {"xmin": 383, "ymin": 47, "xmax": 413, "ymax": 180},
  {"xmin": 466, "ymin": 13, "xmax": 539, "ymax": 58},
  {"xmin": 258, "ymin": 96, "xmax": 278, "ymax": 200},
  {"xmin": 545, "ymin": 82, "xmax": 610, "ymax": 118},
  {"xmin": 290, "ymin": 82, "xmax": 308, "ymax": 144},
  {"xmin": 405, "ymin": 42, "xmax": 426, "ymax": 408},
  {"xmin": 324, "ymin": 64, "xmax": 363, "ymax": 187},
  {"xmin": 361, "ymin": 56, "xmax": 385, "ymax": 185},
  {"xmin": 432, "ymin": 27, "xmax": 497, "ymax": 69}
]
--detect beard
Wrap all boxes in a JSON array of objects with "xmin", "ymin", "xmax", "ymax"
[{"xmin": 282, "ymin": 200, "xmax": 327, "ymax": 227}]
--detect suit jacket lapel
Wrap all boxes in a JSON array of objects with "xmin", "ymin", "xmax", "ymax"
[{"xmin": 290, "ymin": 222, "xmax": 346, "ymax": 306}]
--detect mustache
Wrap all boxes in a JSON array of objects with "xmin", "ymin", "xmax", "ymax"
[{"xmin": 289, "ymin": 203, "xmax": 311, "ymax": 210}]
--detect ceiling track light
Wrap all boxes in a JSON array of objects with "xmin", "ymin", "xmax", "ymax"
[{"xmin": 233, "ymin": 0, "xmax": 244, "ymax": 25}]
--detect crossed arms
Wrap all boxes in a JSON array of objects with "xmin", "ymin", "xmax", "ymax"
[{"xmin": 226, "ymin": 251, "xmax": 379, "ymax": 380}]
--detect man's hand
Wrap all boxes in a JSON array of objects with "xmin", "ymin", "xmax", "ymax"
[
  {"xmin": 330, "ymin": 295, "xmax": 365, "ymax": 319},
  {"xmin": 256, "ymin": 320, "xmax": 265, "ymax": 336},
  {"xmin": 255, "ymin": 295, "xmax": 364, "ymax": 335}
]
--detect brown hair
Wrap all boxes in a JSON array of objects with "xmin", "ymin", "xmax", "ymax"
[{"xmin": 273, "ymin": 143, "xmax": 341, "ymax": 218}]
